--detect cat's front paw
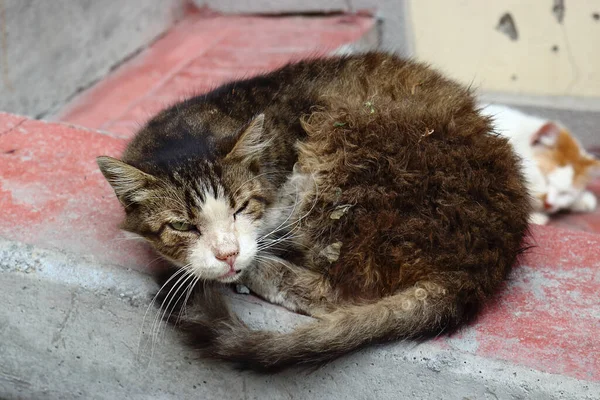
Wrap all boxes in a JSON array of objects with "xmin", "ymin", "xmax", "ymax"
[
  {"xmin": 235, "ymin": 284, "xmax": 251, "ymax": 294},
  {"xmin": 530, "ymin": 212, "xmax": 550, "ymax": 225},
  {"xmin": 571, "ymin": 191, "xmax": 597, "ymax": 213}
]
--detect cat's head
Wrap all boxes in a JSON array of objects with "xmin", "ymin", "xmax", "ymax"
[
  {"xmin": 97, "ymin": 114, "xmax": 271, "ymax": 283},
  {"xmin": 532, "ymin": 122, "xmax": 600, "ymax": 213}
]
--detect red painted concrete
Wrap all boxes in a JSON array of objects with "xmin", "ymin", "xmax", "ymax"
[
  {"xmin": 0, "ymin": 113, "xmax": 27, "ymax": 136},
  {"xmin": 465, "ymin": 225, "xmax": 600, "ymax": 381},
  {"xmin": 58, "ymin": 10, "xmax": 374, "ymax": 139},
  {"xmin": 0, "ymin": 114, "xmax": 154, "ymax": 269}
]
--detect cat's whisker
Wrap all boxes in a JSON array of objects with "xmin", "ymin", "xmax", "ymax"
[
  {"xmin": 256, "ymin": 178, "xmax": 319, "ymax": 251},
  {"xmin": 176, "ymin": 275, "xmax": 201, "ymax": 325},
  {"xmin": 152, "ymin": 267, "xmax": 194, "ymax": 344},
  {"xmin": 143, "ymin": 255, "xmax": 168, "ymax": 270},
  {"xmin": 256, "ymin": 227, "xmax": 300, "ymax": 251},
  {"xmin": 257, "ymin": 215, "xmax": 304, "ymax": 245},
  {"xmin": 263, "ymin": 204, "xmax": 299, "ymax": 211},
  {"xmin": 257, "ymin": 238, "xmax": 312, "ymax": 252},
  {"xmin": 259, "ymin": 173, "xmax": 320, "ymax": 245},
  {"xmin": 160, "ymin": 272, "xmax": 198, "ymax": 340},
  {"xmin": 137, "ymin": 266, "xmax": 188, "ymax": 358},
  {"xmin": 145, "ymin": 264, "xmax": 193, "ymax": 360},
  {"xmin": 255, "ymin": 254, "xmax": 290, "ymax": 269},
  {"xmin": 258, "ymin": 186, "xmax": 301, "ymax": 242}
]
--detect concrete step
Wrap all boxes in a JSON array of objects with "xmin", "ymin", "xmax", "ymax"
[{"xmin": 1, "ymin": 113, "xmax": 599, "ymax": 399}]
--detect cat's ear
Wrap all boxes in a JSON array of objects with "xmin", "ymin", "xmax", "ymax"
[
  {"xmin": 97, "ymin": 156, "xmax": 157, "ymax": 205},
  {"xmin": 532, "ymin": 122, "xmax": 561, "ymax": 147},
  {"xmin": 225, "ymin": 114, "xmax": 266, "ymax": 165},
  {"xmin": 585, "ymin": 153, "xmax": 600, "ymax": 174}
]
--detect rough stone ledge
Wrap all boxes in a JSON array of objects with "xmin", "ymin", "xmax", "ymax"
[{"xmin": 0, "ymin": 237, "xmax": 598, "ymax": 400}]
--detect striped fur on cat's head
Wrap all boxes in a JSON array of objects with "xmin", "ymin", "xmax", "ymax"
[{"xmin": 97, "ymin": 114, "xmax": 271, "ymax": 283}]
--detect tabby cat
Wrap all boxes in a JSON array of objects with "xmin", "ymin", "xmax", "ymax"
[{"xmin": 97, "ymin": 52, "xmax": 531, "ymax": 371}]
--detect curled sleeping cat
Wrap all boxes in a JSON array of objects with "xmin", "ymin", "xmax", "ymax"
[
  {"xmin": 97, "ymin": 52, "xmax": 531, "ymax": 371},
  {"xmin": 481, "ymin": 104, "xmax": 600, "ymax": 225}
]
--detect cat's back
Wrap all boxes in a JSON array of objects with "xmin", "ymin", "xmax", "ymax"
[
  {"xmin": 119, "ymin": 53, "xmax": 434, "ymax": 173},
  {"xmin": 295, "ymin": 57, "xmax": 531, "ymax": 299}
]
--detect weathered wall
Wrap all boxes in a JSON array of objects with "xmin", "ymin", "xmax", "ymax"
[
  {"xmin": 410, "ymin": 0, "xmax": 600, "ymax": 98},
  {"xmin": 0, "ymin": 0, "xmax": 185, "ymax": 118},
  {"xmin": 198, "ymin": 0, "xmax": 600, "ymax": 102}
]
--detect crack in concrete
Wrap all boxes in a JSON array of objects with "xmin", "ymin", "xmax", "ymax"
[
  {"xmin": 51, "ymin": 291, "xmax": 79, "ymax": 349},
  {"xmin": 0, "ymin": 118, "xmax": 26, "ymax": 138},
  {"xmin": 0, "ymin": 371, "xmax": 31, "ymax": 389}
]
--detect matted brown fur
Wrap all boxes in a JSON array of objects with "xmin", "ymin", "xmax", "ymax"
[{"xmin": 98, "ymin": 52, "xmax": 531, "ymax": 372}]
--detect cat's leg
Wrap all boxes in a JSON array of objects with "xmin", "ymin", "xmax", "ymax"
[
  {"xmin": 240, "ymin": 257, "xmax": 337, "ymax": 317},
  {"xmin": 570, "ymin": 190, "xmax": 598, "ymax": 213},
  {"xmin": 530, "ymin": 212, "xmax": 550, "ymax": 225}
]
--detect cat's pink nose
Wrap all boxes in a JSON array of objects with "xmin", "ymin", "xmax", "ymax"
[{"xmin": 215, "ymin": 251, "xmax": 238, "ymax": 267}]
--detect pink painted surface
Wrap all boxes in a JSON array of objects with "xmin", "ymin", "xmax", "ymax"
[
  {"xmin": 0, "ymin": 114, "xmax": 154, "ymax": 269},
  {"xmin": 0, "ymin": 113, "xmax": 27, "ymax": 136},
  {"xmin": 57, "ymin": 10, "xmax": 374, "ymax": 139},
  {"xmin": 455, "ymin": 225, "xmax": 600, "ymax": 381}
]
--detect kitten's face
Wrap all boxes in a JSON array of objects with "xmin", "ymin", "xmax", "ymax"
[
  {"xmin": 540, "ymin": 165, "xmax": 583, "ymax": 212},
  {"xmin": 98, "ymin": 114, "xmax": 271, "ymax": 283},
  {"xmin": 532, "ymin": 124, "xmax": 600, "ymax": 213}
]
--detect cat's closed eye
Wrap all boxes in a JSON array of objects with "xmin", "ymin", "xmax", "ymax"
[
  {"xmin": 234, "ymin": 196, "xmax": 268, "ymax": 220},
  {"xmin": 169, "ymin": 221, "xmax": 195, "ymax": 232},
  {"xmin": 235, "ymin": 200, "xmax": 250, "ymax": 216}
]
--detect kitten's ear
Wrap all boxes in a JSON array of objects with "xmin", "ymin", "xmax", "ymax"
[
  {"xmin": 586, "ymin": 153, "xmax": 600, "ymax": 174},
  {"xmin": 225, "ymin": 114, "xmax": 266, "ymax": 165},
  {"xmin": 532, "ymin": 122, "xmax": 561, "ymax": 147},
  {"xmin": 96, "ymin": 156, "xmax": 157, "ymax": 205}
]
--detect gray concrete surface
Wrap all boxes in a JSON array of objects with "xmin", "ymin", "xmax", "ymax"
[
  {"xmin": 374, "ymin": 0, "xmax": 414, "ymax": 57},
  {"xmin": 1, "ymin": 237, "xmax": 598, "ymax": 400},
  {"xmin": 195, "ymin": 0, "xmax": 414, "ymax": 58},
  {"xmin": 199, "ymin": 0, "xmax": 352, "ymax": 14},
  {"xmin": 329, "ymin": 19, "xmax": 381, "ymax": 56},
  {"xmin": 0, "ymin": 0, "xmax": 186, "ymax": 118}
]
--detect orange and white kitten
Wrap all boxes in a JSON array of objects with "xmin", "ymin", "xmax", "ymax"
[{"xmin": 482, "ymin": 104, "xmax": 600, "ymax": 225}]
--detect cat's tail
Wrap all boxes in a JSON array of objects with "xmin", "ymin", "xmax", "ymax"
[{"xmin": 175, "ymin": 278, "xmax": 477, "ymax": 372}]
